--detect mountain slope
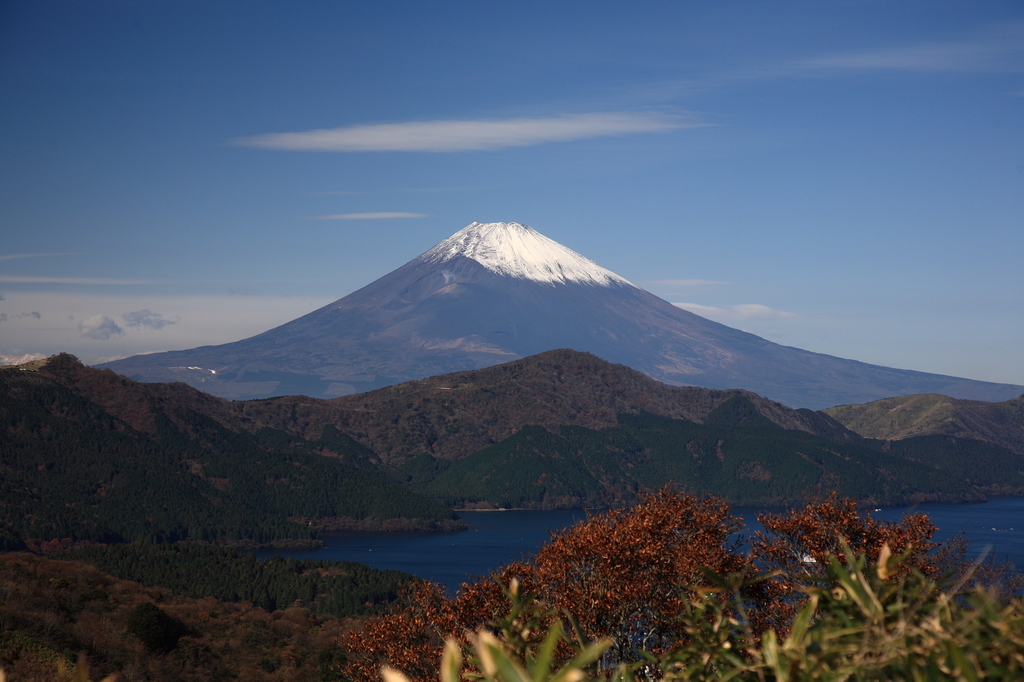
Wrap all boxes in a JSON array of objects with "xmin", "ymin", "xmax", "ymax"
[
  {"xmin": 9, "ymin": 353, "xmax": 1021, "ymax": 518},
  {"xmin": 101, "ymin": 222, "xmax": 1023, "ymax": 410},
  {"xmin": 401, "ymin": 412, "xmax": 984, "ymax": 508},
  {"xmin": 825, "ymin": 393, "xmax": 1024, "ymax": 455},
  {"xmin": 223, "ymin": 349, "xmax": 861, "ymax": 468},
  {"xmin": 0, "ymin": 355, "xmax": 463, "ymax": 550}
]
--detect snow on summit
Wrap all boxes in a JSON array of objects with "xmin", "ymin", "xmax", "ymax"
[{"xmin": 421, "ymin": 222, "xmax": 637, "ymax": 287}]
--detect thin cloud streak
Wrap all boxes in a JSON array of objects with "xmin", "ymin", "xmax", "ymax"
[
  {"xmin": 651, "ymin": 279, "xmax": 732, "ymax": 286},
  {"xmin": 622, "ymin": 22, "xmax": 1024, "ymax": 106},
  {"xmin": 307, "ymin": 212, "xmax": 429, "ymax": 220},
  {"xmin": 674, "ymin": 302, "xmax": 798, "ymax": 320},
  {"xmin": 800, "ymin": 22, "xmax": 1024, "ymax": 74},
  {"xmin": 802, "ymin": 44, "xmax": 1022, "ymax": 73},
  {"xmin": 0, "ymin": 252, "xmax": 76, "ymax": 261},
  {"xmin": 0, "ymin": 276, "xmax": 161, "ymax": 285},
  {"xmin": 233, "ymin": 112, "xmax": 697, "ymax": 152}
]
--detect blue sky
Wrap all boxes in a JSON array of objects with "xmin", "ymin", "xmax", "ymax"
[{"xmin": 2, "ymin": 1, "xmax": 1022, "ymax": 387}]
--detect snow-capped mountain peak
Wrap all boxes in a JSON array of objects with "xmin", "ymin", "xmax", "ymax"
[{"xmin": 420, "ymin": 222, "xmax": 637, "ymax": 287}]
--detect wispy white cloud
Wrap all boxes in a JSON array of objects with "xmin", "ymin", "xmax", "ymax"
[
  {"xmin": 674, "ymin": 302, "xmax": 798, "ymax": 320},
  {"xmin": 123, "ymin": 309, "xmax": 176, "ymax": 330},
  {"xmin": 233, "ymin": 112, "xmax": 697, "ymax": 152},
  {"xmin": 622, "ymin": 22, "xmax": 1024, "ymax": 107},
  {"xmin": 0, "ymin": 252, "xmax": 76, "ymax": 261},
  {"xmin": 78, "ymin": 315, "xmax": 124, "ymax": 340},
  {"xmin": 307, "ymin": 212, "xmax": 429, "ymax": 220},
  {"xmin": 799, "ymin": 22, "xmax": 1024, "ymax": 74},
  {"xmin": 651, "ymin": 279, "xmax": 732, "ymax": 286},
  {"xmin": 0, "ymin": 275, "xmax": 159, "ymax": 285}
]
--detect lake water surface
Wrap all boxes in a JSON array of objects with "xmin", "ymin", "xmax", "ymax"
[{"xmin": 258, "ymin": 498, "xmax": 1024, "ymax": 593}]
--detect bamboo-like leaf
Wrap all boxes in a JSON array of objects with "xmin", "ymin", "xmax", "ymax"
[
  {"xmin": 382, "ymin": 665, "xmax": 414, "ymax": 682},
  {"xmin": 488, "ymin": 645, "xmax": 533, "ymax": 682},
  {"xmin": 876, "ymin": 543, "xmax": 892, "ymax": 581},
  {"xmin": 531, "ymin": 619, "xmax": 563, "ymax": 679},
  {"xmin": 761, "ymin": 629, "xmax": 789, "ymax": 682},
  {"xmin": 568, "ymin": 637, "xmax": 613, "ymax": 670},
  {"xmin": 473, "ymin": 630, "xmax": 500, "ymax": 677},
  {"xmin": 828, "ymin": 555, "xmax": 881, "ymax": 618},
  {"xmin": 787, "ymin": 592, "xmax": 820, "ymax": 644},
  {"xmin": 441, "ymin": 639, "xmax": 463, "ymax": 682},
  {"xmin": 548, "ymin": 669, "xmax": 584, "ymax": 682},
  {"xmin": 945, "ymin": 640, "xmax": 979, "ymax": 682}
]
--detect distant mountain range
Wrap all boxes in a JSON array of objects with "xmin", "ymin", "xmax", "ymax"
[{"xmin": 100, "ymin": 222, "xmax": 1023, "ymax": 410}]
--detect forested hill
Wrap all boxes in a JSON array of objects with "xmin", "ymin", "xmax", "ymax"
[
  {"xmin": 399, "ymin": 411, "xmax": 1001, "ymax": 509},
  {"xmin": 825, "ymin": 393, "xmax": 1024, "ymax": 456},
  {"xmin": 218, "ymin": 351, "xmax": 1021, "ymax": 503},
  {"xmin": 58, "ymin": 543, "xmax": 414, "ymax": 618},
  {"xmin": 225, "ymin": 349, "xmax": 863, "ymax": 468},
  {"xmin": 0, "ymin": 551, "xmax": 405, "ymax": 680},
  {"xmin": 5, "ymin": 351, "xmax": 1021, "ymax": 533},
  {"xmin": 0, "ymin": 355, "xmax": 463, "ymax": 552}
]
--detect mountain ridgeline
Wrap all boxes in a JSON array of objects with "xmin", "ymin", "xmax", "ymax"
[
  {"xmin": 227, "ymin": 348, "xmax": 857, "ymax": 467},
  {"xmin": 100, "ymin": 221, "xmax": 1024, "ymax": 409},
  {"xmin": 172, "ymin": 348, "xmax": 1024, "ymax": 507},
  {"xmin": 3, "ymin": 350, "xmax": 1023, "ymax": 552}
]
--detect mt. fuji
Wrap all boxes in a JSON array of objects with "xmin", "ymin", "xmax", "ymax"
[{"xmin": 101, "ymin": 222, "xmax": 1023, "ymax": 409}]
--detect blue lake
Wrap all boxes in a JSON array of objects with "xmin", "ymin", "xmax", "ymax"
[{"xmin": 258, "ymin": 498, "xmax": 1024, "ymax": 593}]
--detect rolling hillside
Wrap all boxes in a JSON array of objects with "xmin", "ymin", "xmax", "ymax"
[{"xmin": 825, "ymin": 393, "xmax": 1024, "ymax": 455}]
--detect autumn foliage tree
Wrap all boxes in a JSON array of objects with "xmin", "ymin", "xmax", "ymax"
[
  {"xmin": 514, "ymin": 493, "xmax": 748, "ymax": 665},
  {"xmin": 342, "ymin": 490, "xmax": 756, "ymax": 681},
  {"xmin": 340, "ymin": 490, "xmax": 972, "ymax": 682},
  {"xmin": 748, "ymin": 495, "xmax": 940, "ymax": 634}
]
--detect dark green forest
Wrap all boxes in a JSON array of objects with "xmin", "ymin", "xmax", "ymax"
[
  {"xmin": 58, "ymin": 544, "xmax": 413, "ymax": 617},
  {"xmin": 401, "ymin": 407, "xmax": 984, "ymax": 509},
  {"xmin": 878, "ymin": 434, "xmax": 1024, "ymax": 492},
  {"xmin": 0, "ymin": 361, "xmax": 461, "ymax": 551},
  {"xmin": 3, "ymin": 356, "xmax": 1021, "ymax": 553}
]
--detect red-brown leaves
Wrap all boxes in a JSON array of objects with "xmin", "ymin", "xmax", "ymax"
[
  {"xmin": 341, "ymin": 490, "xmax": 751, "ymax": 681},
  {"xmin": 520, "ymin": 491, "xmax": 747, "ymax": 662},
  {"xmin": 748, "ymin": 496, "xmax": 939, "ymax": 634},
  {"xmin": 343, "ymin": 581, "xmax": 462, "ymax": 682},
  {"xmin": 340, "ymin": 493, "xmax": 947, "ymax": 682},
  {"xmin": 753, "ymin": 496, "xmax": 937, "ymax": 575}
]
